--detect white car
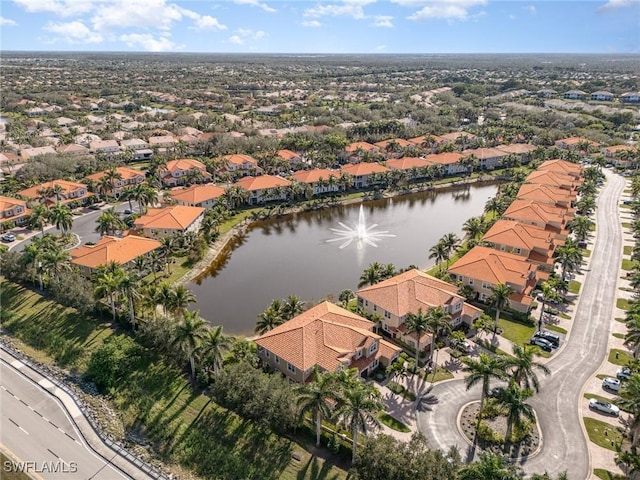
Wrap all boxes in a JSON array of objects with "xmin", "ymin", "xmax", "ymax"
[
  {"xmin": 617, "ymin": 367, "xmax": 632, "ymax": 380},
  {"xmin": 589, "ymin": 398, "xmax": 619, "ymax": 416},
  {"xmin": 602, "ymin": 377, "xmax": 621, "ymax": 392}
]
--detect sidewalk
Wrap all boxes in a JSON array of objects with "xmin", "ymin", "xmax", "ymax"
[{"xmin": 0, "ymin": 345, "xmax": 170, "ymax": 480}]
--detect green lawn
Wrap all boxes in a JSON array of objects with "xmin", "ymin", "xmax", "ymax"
[
  {"xmin": 609, "ymin": 349, "xmax": 633, "ymax": 366},
  {"xmin": 569, "ymin": 280, "xmax": 581, "ymax": 294},
  {"xmin": 622, "ymin": 222, "xmax": 632, "ymax": 229},
  {"xmin": 377, "ymin": 412, "xmax": 410, "ymax": 433},
  {"xmin": 583, "ymin": 418, "xmax": 624, "ymax": 451},
  {"xmin": 594, "ymin": 468, "xmax": 628, "ymax": 480},
  {"xmin": 387, "ymin": 381, "xmax": 417, "ymax": 401},
  {"xmin": 624, "ymin": 245, "xmax": 633, "ymax": 255},
  {"xmin": 545, "ymin": 325, "xmax": 567, "ymax": 334},
  {"xmin": 0, "ymin": 281, "xmax": 348, "ymax": 480},
  {"xmin": 622, "ymin": 258, "xmax": 637, "ymax": 271},
  {"xmin": 428, "ymin": 367, "xmax": 454, "ymax": 383},
  {"xmin": 582, "ymin": 249, "xmax": 592, "ymax": 258},
  {"xmin": 617, "ymin": 298, "xmax": 630, "ymax": 310},
  {"xmin": 0, "ymin": 452, "xmax": 32, "ymax": 480},
  {"xmin": 497, "ymin": 316, "xmax": 536, "ymax": 346},
  {"xmin": 613, "ymin": 332, "xmax": 625, "ymax": 339}
]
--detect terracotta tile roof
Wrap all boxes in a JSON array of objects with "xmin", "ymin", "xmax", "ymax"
[
  {"xmin": 517, "ymin": 183, "xmax": 575, "ymax": 205},
  {"xmin": 448, "ymin": 246, "xmax": 538, "ymax": 288},
  {"xmin": 224, "ymin": 153, "xmax": 258, "ymax": 166},
  {"xmin": 386, "ymin": 157, "xmax": 433, "ymax": 170},
  {"xmin": 496, "ymin": 144, "xmax": 537, "ymax": 155},
  {"xmin": 602, "ymin": 144, "xmax": 635, "ymax": 154},
  {"xmin": 357, "ymin": 269, "xmax": 482, "ymax": 319},
  {"xmin": 345, "ymin": 141, "xmax": 378, "ymax": 153},
  {"xmin": 255, "ymin": 301, "xmax": 391, "ymax": 372},
  {"xmin": 426, "ymin": 152, "xmax": 464, "ymax": 165},
  {"xmin": 168, "ymin": 184, "xmax": 226, "ymax": 204},
  {"xmin": 70, "ymin": 235, "xmax": 161, "ymax": 269},
  {"xmin": 525, "ymin": 170, "xmax": 577, "ymax": 189},
  {"xmin": 18, "ymin": 179, "xmax": 89, "ymax": 200},
  {"xmin": 165, "ymin": 158, "xmax": 207, "ymax": 173},
  {"xmin": 341, "ymin": 163, "xmax": 389, "ymax": 176},
  {"xmin": 292, "ymin": 169, "xmax": 341, "ymax": 184},
  {"xmin": 374, "ymin": 138, "xmax": 413, "ymax": 149},
  {"xmin": 407, "ymin": 135, "xmax": 444, "ymax": 145},
  {"xmin": 537, "ymin": 159, "xmax": 583, "ymax": 178},
  {"xmin": 554, "ymin": 137, "xmax": 599, "ymax": 147},
  {"xmin": 503, "ymin": 199, "xmax": 572, "ymax": 225},
  {"xmin": 439, "ymin": 131, "xmax": 476, "ymax": 141},
  {"xmin": 234, "ymin": 175, "xmax": 292, "ymax": 191},
  {"xmin": 134, "ymin": 205, "xmax": 204, "ymax": 230},
  {"xmin": 57, "ymin": 144, "xmax": 89, "ymax": 154},
  {"xmin": 85, "ymin": 166, "xmax": 145, "ymax": 183},
  {"xmin": 461, "ymin": 147, "xmax": 509, "ymax": 159},
  {"xmin": 0, "ymin": 196, "xmax": 30, "ymax": 222},
  {"xmin": 482, "ymin": 219, "xmax": 557, "ymax": 253},
  {"xmin": 276, "ymin": 149, "xmax": 301, "ymax": 161}
]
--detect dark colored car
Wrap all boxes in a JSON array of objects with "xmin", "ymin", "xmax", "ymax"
[{"xmin": 533, "ymin": 330, "xmax": 560, "ymax": 347}]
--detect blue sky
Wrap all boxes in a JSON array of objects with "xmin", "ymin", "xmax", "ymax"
[{"xmin": 1, "ymin": 0, "xmax": 638, "ymax": 53}]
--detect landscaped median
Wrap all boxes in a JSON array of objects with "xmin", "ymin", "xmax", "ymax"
[{"xmin": 0, "ymin": 281, "xmax": 349, "ymax": 480}]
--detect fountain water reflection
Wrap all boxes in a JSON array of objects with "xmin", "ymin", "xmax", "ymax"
[{"xmin": 326, "ymin": 204, "xmax": 396, "ymax": 249}]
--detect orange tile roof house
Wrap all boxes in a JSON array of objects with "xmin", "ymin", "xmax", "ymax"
[
  {"xmin": 342, "ymin": 141, "xmax": 380, "ymax": 163},
  {"xmin": 0, "ymin": 196, "xmax": 30, "ymax": 227},
  {"xmin": 223, "ymin": 154, "xmax": 260, "ymax": 176},
  {"xmin": 537, "ymin": 159, "xmax": 583, "ymax": 180},
  {"xmin": 525, "ymin": 170, "xmax": 579, "ymax": 193},
  {"xmin": 254, "ymin": 301, "xmax": 402, "ymax": 383},
  {"xmin": 407, "ymin": 134, "xmax": 445, "ymax": 150},
  {"xmin": 168, "ymin": 184, "xmax": 226, "ymax": 209},
  {"xmin": 448, "ymin": 246, "xmax": 546, "ymax": 312},
  {"xmin": 601, "ymin": 144, "xmax": 636, "ymax": 161},
  {"xmin": 554, "ymin": 137, "xmax": 599, "ymax": 151},
  {"xmin": 357, "ymin": 269, "xmax": 482, "ymax": 352},
  {"xmin": 276, "ymin": 149, "xmax": 305, "ymax": 167},
  {"xmin": 234, "ymin": 175, "xmax": 292, "ymax": 205},
  {"xmin": 374, "ymin": 138, "xmax": 414, "ymax": 158},
  {"xmin": 18, "ymin": 180, "xmax": 92, "ymax": 207},
  {"xmin": 461, "ymin": 147, "xmax": 509, "ymax": 170},
  {"xmin": 516, "ymin": 183, "xmax": 575, "ymax": 209},
  {"xmin": 291, "ymin": 168, "xmax": 342, "ymax": 195},
  {"xmin": 502, "ymin": 199, "xmax": 573, "ymax": 235},
  {"xmin": 340, "ymin": 163, "xmax": 389, "ymax": 188},
  {"xmin": 70, "ymin": 235, "xmax": 162, "ymax": 276},
  {"xmin": 426, "ymin": 152, "xmax": 465, "ymax": 176},
  {"xmin": 438, "ymin": 131, "xmax": 476, "ymax": 145},
  {"xmin": 85, "ymin": 167, "xmax": 145, "ymax": 198},
  {"xmin": 160, "ymin": 158, "xmax": 211, "ymax": 187},
  {"xmin": 386, "ymin": 157, "xmax": 434, "ymax": 178},
  {"xmin": 134, "ymin": 205, "xmax": 205, "ymax": 239},
  {"xmin": 481, "ymin": 219, "xmax": 562, "ymax": 272},
  {"xmin": 57, "ymin": 144, "xmax": 90, "ymax": 157},
  {"xmin": 496, "ymin": 143, "xmax": 536, "ymax": 160}
]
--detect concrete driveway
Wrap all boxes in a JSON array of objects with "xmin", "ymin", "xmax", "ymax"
[{"xmin": 416, "ymin": 169, "xmax": 626, "ymax": 480}]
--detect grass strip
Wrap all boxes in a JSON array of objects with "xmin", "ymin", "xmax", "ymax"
[
  {"xmin": 583, "ymin": 418, "xmax": 623, "ymax": 451},
  {"xmin": 377, "ymin": 412, "xmax": 411, "ymax": 433}
]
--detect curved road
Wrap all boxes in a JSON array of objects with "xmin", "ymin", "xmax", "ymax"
[{"xmin": 417, "ymin": 170, "xmax": 626, "ymax": 479}]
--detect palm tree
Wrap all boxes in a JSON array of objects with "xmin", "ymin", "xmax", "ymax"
[
  {"xmin": 428, "ymin": 241, "xmax": 448, "ymax": 272},
  {"xmin": 282, "ymin": 295, "xmax": 305, "ymax": 320},
  {"xmin": 334, "ymin": 381, "xmax": 383, "ymax": 463},
  {"xmin": 22, "ymin": 243, "xmax": 45, "ymax": 290},
  {"xmin": 199, "ymin": 325, "xmax": 231, "ymax": 377},
  {"xmin": 426, "ymin": 306, "xmax": 452, "ymax": 382},
  {"xmin": 255, "ymin": 306, "xmax": 284, "ymax": 335},
  {"xmin": 155, "ymin": 282, "xmax": 173, "ymax": 317},
  {"xmin": 457, "ymin": 452, "xmax": 518, "ymax": 480},
  {"xmin": 95, "ymin": 208, "xmax": 125, "ymax": 236},
  {"xmin": 441, "ymin": 233, "xmax": 460, "ymax": 268},
  {"xmin": 488, "ymin": 283, "xmax": 514, "ymax": 338},
  {"xmin": 568, "ymin": 215, "xmax": 593, "ymax": 243},
  {"xmin": 27, "ymin": 205, "xmax": 49, "ymax": 237},
  {"xmin": 504, "ymin": 344, "xmax": 550, "ymax": 392},
  {"xmin": 358, "ymin": 262, "xmax": 384, "ymax": 288},
  {"xmin": 49, "ymin": 203, "xmax": 74, "ymax": 235},
  {"xmin": 168, "ymin": 285, "xmax": 196, "ymax": 319},
  {"xmin": 495, "ymin": 383, "xmax": 535, "ymax": 453},
  {"xmin": 555, "ymin": 241, "xmax": 583, "ymax": 281},
  {"xmin": 51, "ymin": 184, "xmax": 65, "ymax": 204},
  {"xmin": 462, "ymin": 353, "xmax": 509, "ymax": 415},
  {"xmin": 296, "ymin": 369, "xmax": 335, "ymax": 446},
  {"xmin": 41, "ymin": 248, "xmax": 70, "ymax": 284},
  {"xmin": 463, "ymin": 216, "xmax": 485, "ymax": 241},
  {"xmin": 172, "ymin": 309, "xmax": 208, "ymax": 380},
  {"xmin": 535, "ymin": 280, "xmax": 562, "ymax": 330},
  {"xmin": 624, "ymin": 316, "xmax": 640, "ymax": 359},
  {"xmin": 618, "ymin": 375, "xmax": 640, "ymax": 447},
  {"xmin": 94, "ymin": 264, "xmax": 124, "ymax": 321},
  {"xmin": 223, "ymin": 185, "xmax": 249, "ymax": 210},
  {"xmin": 405, "ymin": 308, "xmax": 430, "ymax": 366},
  {"xmin": 120, "ymin": 185, "xmax": 136, "ymax": 212},
  {"xmin": 338, "ymin": 289, "xmax": 355, "ymax": 308},
  {"xmin": 119, "ymin": 270, "xmax": 142, "ymax": 329}
]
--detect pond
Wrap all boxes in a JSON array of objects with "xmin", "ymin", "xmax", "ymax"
[{"xmin": 189, "ymin": 182, "xmax": 499, "ymax": 336}]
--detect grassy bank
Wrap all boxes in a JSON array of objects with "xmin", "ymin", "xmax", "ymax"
[{"xmin": 0, "ymin": 282, "xmax": 348, "ymax": 480}]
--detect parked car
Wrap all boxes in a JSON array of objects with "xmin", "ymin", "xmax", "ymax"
[
  {"xmin": 489, "ymin": 386, "xmax": 504, "ymax": 398},
  {"xmin": 451, "ymin": 339, "xmax": 471, "ymax": 354},
  {"xmin": 124, "ymin": 209, "xmax": 133, "ymax": 215},
  {"xmin": 602, "ymin": 377, "xmax": 621, "ymax": 392},
  {"xmin": 589, "ymin": 398, "xmax": 619, "ymax": 416},
  {"xmin": 616, "ymin": 367, "xmax": 632, "ymax": 380},
  {"xmin": 533, "ymin": 330, "xmax": 560, "ymax": 347},
  {"xmin": 529, "ymin": 337, "xmax": 553, "ymax": 352},
  {"xmin": 1, "ymin": 233, "xmax": 16, "ymax": 242}
]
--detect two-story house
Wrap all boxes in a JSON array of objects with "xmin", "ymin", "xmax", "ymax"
[
  {"xmin": 133, "ymin": 205, "xmax": 205, "ymax": 239},
  {"xmin": 276, "ymin": 149, "xmax": 305, "ymax": 169},
  {"xmin": 254, "ymin": 301, "xmax": 402, "ymax": 382},
  {"xmin": 386, "ymin": 157, "xmax": 434, "ymax": 180},
  {"xmin": 426, "ymin": 152, "xmax": 466, "ymax": 176},
  {"xmin": 20, "ymin": 146, "xmax": 57, "ymax": 160},
  {"xmin": 342, "ymin": 141, "xmax": 380, "ymax": 163},
  {"xmin": 461, "ymin": 147, "xmax": 509, "ymax": 171},
  {"xmin": 291, "ymin": 169, "xmax": 342, "ymax": 196},
  {"xmin": 85, "ymin": 166, "xmax": 146, "ymax": 199},
  {"xmin": 496, "ymin": 143, "xmax": 536, "ymax": 164},
  {"xmin": 357, "ymin": 269, "xmax": 482, "ymax": 351},
  {"xmin": 448, "ymin": 246, "xmax": 546, "ymax": 312},
  {"xmin": 621, "ymin": 92, "xmax": 640, "ymax": 104},
  {"xmin": 340, "ymin": 162, "xmax": 389, "ymax": 188},
  {"xmin": 89, "ymin": 139, "xmax": 121, "ymax": 155},
  {"xmin": 563, "ymin": 90, "xmax": 587, "ymax": 100},
  {"xmin": 120, "ymin": 138, "xmax": 153, "ymax": 160},
  {"xmin": 18, "ymin": 180, "xmax": 92, "ymax": 207},
  {"xmin": 0, "ymin": 196, "xmax": 30, "ymax": 228},
  {"xmin": 537, "ymin": 159, "xmax": 583, "ymax": 181},
  {"xmin": 525, "ymin": 170, "xmax": 579, "ymax": 194},
  {"xmin": 234, "ymin": 175, "xmax": 292, "ymax": 205},
  {"xmin": 516, "ymin": 183, "xmax": 575, "ymax": 209},
  {"xmin": 148, "ymin": 135, "xmax": 177, "ymax": 151},
  {"xmin": 374, "ymin": 138, "xmax": 414, "ymax": 158},
  {"xmin": 223, "ymin": 154, "xmax": 260, "ymax": 177},
  {"xmin": 168, "ymin": 184, "xmax": 226, "ymax": 209},
  {"xmin": 590, "ymin": 91, "xmax": 614, "ymax": 102},
  {"xmin": 160, "ymin": 159, "xmax": 211, "ymax": 187},
  {"xmin": 481, "ymin": 219, "xmax": 562, "ymax": 272},
  {"xmin": 502, "ymin": 199, "xmax": 573, "ymax": 235}
]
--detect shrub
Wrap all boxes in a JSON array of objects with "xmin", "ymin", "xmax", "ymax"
[
  {"xmin": 86, "ymin": 334, "xmax": 143, "ymax": 392},
  {"xmin": 476, "ymin": 420, "xmax": 504, "ymax": 444}
]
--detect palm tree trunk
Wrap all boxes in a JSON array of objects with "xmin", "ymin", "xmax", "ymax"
[
  {"xmin": 109, "ymin": 292, "xmax": 116, "ymax": 321},
  {"xmin": 316, "ymin": 412, "xmax": 322, "ymax": 446},
  {"xmin": 538, "ymin": 300, "xmax": 547, "ymax": 331},
  {"xmin": 493, "ymin": 309, "xmax": 500, "ymax": 339},
  {"xmin": 129, "ymin": 297, "xmax": 135, "ymax": 327},
  {"xmin": 415, "ymin": 339, "xmax": 420, "ymax": 367},
  {"xmin": 351, "ymin": 427, "xmax": 358, "ymax": 463},
  {"xmin": 431, "ymin": 347, "xmax": 440, "ymax": 383},
  {"xmin": 189, "ymin": 353, "xmax": 196, "ymax": 379},
  {"xmin": 504, "ymin": 420, "xmax": 513, "ymax": 454}
]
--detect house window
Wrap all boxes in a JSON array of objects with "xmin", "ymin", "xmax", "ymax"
[
  {"xmin": 369, "ymin": 343, "xmax": 378, "ymax": 354},
  {"xmin": 454, "ymin": 302, "xmax": 462, "ymax": 311},
  {"xmin": 264, "ymin": 350, "xmax": 270, "ymax": 358},
  {"xmin": 480, "ymin": 293, "xmax": 487, "ymax": 301},
  {"xmin": 373, "ymin": 305, "xmax": 377, "ymax": 312},
  {"xmin": 287, "ymin": 363, "xmax": 296, "ymax": 373},
  {"xmin": 371, "ymin": 359, "xmax": 379, "ymax": 369},
  {"xmin": 482, "ymin": 282, "xmax": 491, "ymax": 290},
  {"xmin": 275, "ymin": 356, "xmax": 279, "ymax": 364},
  {"xmin": 468, "ymin": 279, "xmax": 474, "ymax": 285},
  {"xmin": 356, "ymin": 349, "xmax": 363, "ymax": 359},
  {"xmin": 384, "ymin": 311, "xmax": 391, "ymax": 319},
  {"xmin": 514, "ymin": 248, "xmax": 522, "ymax": 254}
]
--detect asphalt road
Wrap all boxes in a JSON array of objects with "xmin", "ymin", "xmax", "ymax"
[
  {"xmin": 416, "ymin": 169, "xmax": 626, "ymax": 479},
  {"xmin": 0, "ymin": 362, "xmax": 128, "ymax": 480}
]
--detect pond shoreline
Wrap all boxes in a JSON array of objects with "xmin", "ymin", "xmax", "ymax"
[{"xmin": 177, "ymin": 174, "xmax": 498, "ymax": 288}]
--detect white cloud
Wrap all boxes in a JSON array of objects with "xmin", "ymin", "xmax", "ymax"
[
  {"xmin": 371, "ymin": 15, "xmax": 393, "ymax": 27},
  {"xmin": 302, "ymin": 20, "xmax": 322, "ymax": 27},
  {"xmin": 0, "ymin": 16, "xmax": 18, "ymax": 26},
  {"xmin": 119, "ymin": 33, "xmax": 181, "ymax": 51},
  {"xmin": 375, "ymin": 44, "xmax": 387, "ymax": 51},
  {"xmin": 229, "ymin": 28, "xmax": 267, "ymax": 45},
  {"xmin": 523, "ymin": 5, "xmax": 536, "ymax": 14},
  {"xmin": 44, "ymin": 20, "xmax": 103, "ymax": 43},
  {"xmin": 405, "ymin": 0, "xmax": 487, "ymax": 21},
  {"xmin": 233, "ymin": 0, "xmax": 276, "ymax": 13},
  {"xmin": 599, "ymin": 0, "xmax": 639, "ymax": 10},
  {"xmin": 304, "ymin": 0, "xmax": 376, "ymax": 19},
  {"xmin": 229, "ymin": 35, "xmax": 244, "ymax": 45},
  {"xmin": 509, "ymin": 14, "xmax": 516, "ymax": 20},
  {"xmin": 191, "ymin": 15, "xmax": 227, "ymax": 30},
  {"xmin": 14, "ymin": 0, "xmax": 101, "ymax": 17}
]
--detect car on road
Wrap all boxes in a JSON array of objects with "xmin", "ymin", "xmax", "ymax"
[
  {"xmin": 533, "ymin": 330, "xmax": 560, "ymax": 347},
  {"xmin": 529, "ymin": 337, "xmax": 553, "ymax": 352},
  {"xmin": 1, "ymin": 233, "xmax": 16, "ymax": 242},
  {"xmin": 617, "ymin": 367, "xmax": 632, "ymax": 380},
  {"xmin": 450, "ymin": 339, "xmax": 471, "ymax": 353},
  {"xmin": 602, "ymin": 377, "xmax": 621, "ymax": 392},
  {"xmin": 589, "ymin": 398, "xmax": 619, "ymax": 416},
  {"xmin": 123, "ymin": 209, "xmax": 134, "ymax": 215},
  {"xmin": 489, "ymin": 386, "xmax": 504, "ymax": 398}
]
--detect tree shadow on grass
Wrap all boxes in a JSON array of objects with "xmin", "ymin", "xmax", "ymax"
[{"xmin": 296, "ymin": 455, "xmax": 344, "ymax": 480}]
